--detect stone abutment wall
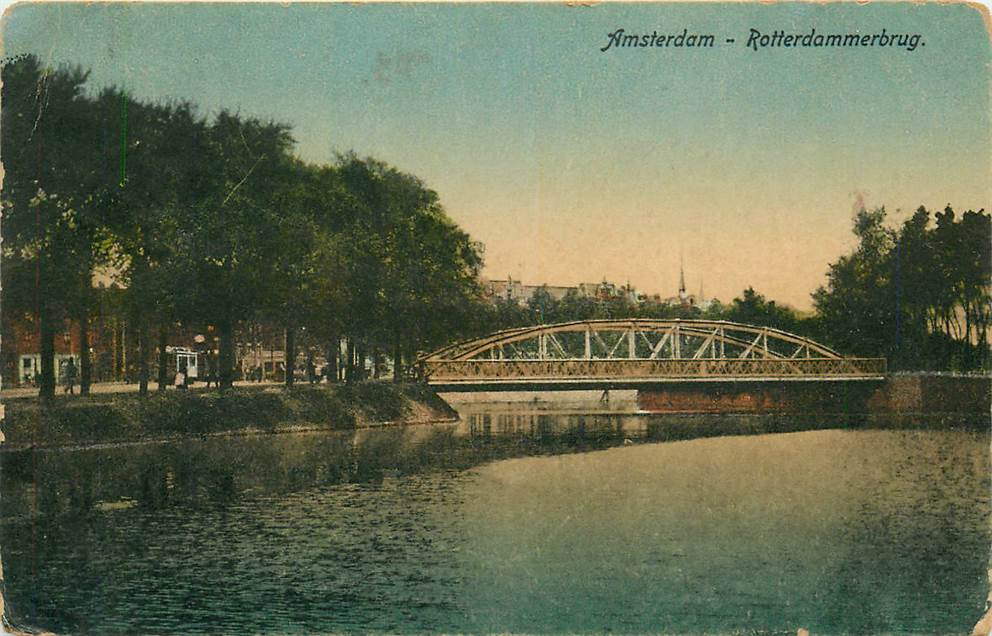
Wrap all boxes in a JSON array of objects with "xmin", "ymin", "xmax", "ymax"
[{"xmin": 636, "ymin": 374, "xmax": 990, "ymax": 416}]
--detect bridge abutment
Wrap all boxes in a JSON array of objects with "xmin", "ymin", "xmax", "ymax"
[
  {"xmin": 636, "ymin": 375, "xmax": 990, "ymax": 416},
  {"xmin": 636, "ymin": 382, "xmax": 877, "ymax": 414}
]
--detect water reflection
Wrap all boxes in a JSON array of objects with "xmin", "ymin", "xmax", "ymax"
[{"xmin": 1, "ymin": 404, "xmax": 988, "ymax": 634}]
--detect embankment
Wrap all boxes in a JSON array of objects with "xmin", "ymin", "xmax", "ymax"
[{"xmin": 0, "ymin": 383, "xmax": 458, "ymax": 452}]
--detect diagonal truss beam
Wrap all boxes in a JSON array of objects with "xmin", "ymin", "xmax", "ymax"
[{"xmin": 423, "ymin": 319, "xmax": 845, "ymax": 362}]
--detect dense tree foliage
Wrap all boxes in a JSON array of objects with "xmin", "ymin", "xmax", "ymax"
[
  {"xmin": 1, "ymin": 56, "xmax": 487, "ymax": 394},
  {"xmin": 814, "ymin": 206, "xmax": 990, "ymax": 371}
]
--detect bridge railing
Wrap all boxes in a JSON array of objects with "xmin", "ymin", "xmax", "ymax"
[{"xmin": 424, "ymin": 358, "xmax": 887, "ymax": 382}]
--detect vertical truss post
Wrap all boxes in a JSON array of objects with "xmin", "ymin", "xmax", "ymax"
[
  {"xmin": 720, "ymin": 328, "xmax": 725, "ymax": 358},
  {"xmin": 673, "ymin": 324, "xmax": 681, "ymax": 359},
  {"xmin": 628, "ymin": 329, "xmax": 636, "ymax": 359},
  {"xmin": 585, "ymin": 328, "xmax": 591, "ymax": 360}
]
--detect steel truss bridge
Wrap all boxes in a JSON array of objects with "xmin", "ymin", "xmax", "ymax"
[{"xmin": 421, "ymin": 319, "xmax": 886, "ymax": 391}]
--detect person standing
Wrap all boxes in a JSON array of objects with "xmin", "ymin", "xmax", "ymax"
[
  {"xmin": 175, "ymin": 360, "xmax": 187, "ymax": 391},
  {"xmin": 205, "ymin": 352, "xmax": 217, "ymax": 389},
  {"xmin": 63, "ymin": 357, "xmax": 78, "ymax": 395},
  {"xmin": 307, "ymin": 355, "xmax": 317, "ymax": 384}
]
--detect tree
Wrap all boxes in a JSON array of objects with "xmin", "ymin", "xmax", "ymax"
[
  {"xmin": 812, "ymin": 208, "xmax": 896, "ymax": 357},
  {"xmin": 325, "ymin": 155, "xmax": 486, "ymax": 381},
  {"xmin": 100, "ymin": 92, "xmax": 212, "ymax": 394},
  {"xmin": 259, "ymin": 160, "xmax": 326, "ymax": 386},
  {"xmin": 1, "ymin": 56, "xmax": 104, "ymax": 398},
  {"xmin": 726, "ymin": 287, "xmax": 801, "ymax": 334},
  {"xmin": 180, "ymin": 111, "xmax": 297, "ymax": 389},
  {"xmin": 813, "ymin": 205, "xmax": 990, "ymax": 370}
]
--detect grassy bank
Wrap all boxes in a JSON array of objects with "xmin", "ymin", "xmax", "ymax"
[{"xmin": 0, "ymin": 383, "xmax": 458, "ymax": 451}]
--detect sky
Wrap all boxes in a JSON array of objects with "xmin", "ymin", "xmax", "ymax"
[{"xmin": 2, "ymin": 2, "xmax": 989, "ymax": 309}]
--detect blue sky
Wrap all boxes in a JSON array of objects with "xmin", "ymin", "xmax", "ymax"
[{"xmin": 3, "ymin": 2, "xmax": 989, "ymax": 308}]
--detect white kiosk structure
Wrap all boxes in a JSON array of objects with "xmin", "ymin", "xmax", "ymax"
[{"xmin": 173, "ymin": 347, "xmax": 200, "ymax": 380}]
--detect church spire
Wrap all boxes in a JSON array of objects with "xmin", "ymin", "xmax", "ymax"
[{"xmin": 678, "ymin": 256, "xmax": 687, "ymax": 300}]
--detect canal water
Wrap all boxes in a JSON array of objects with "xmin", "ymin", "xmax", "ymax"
[{"xmin": 1, "ymin": 397, "xmax": 988, "ymax": 634}]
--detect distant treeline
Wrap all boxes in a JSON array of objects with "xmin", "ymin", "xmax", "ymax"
[{"xmin": 2, "ymin": 56, "xmax": 988, "ymax": 402}]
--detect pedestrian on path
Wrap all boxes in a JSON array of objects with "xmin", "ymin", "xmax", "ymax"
[
  {"xmin": 205, "ymin": 352, "xmax": 217, "ymax": 389},
  {"xmin": 307, "ymin": 355, "xmax": 317, "ymax": 384},
  {"xmin": 176, "ymin": 360, "xmax": 188, "ymax": 391},
  {"xmin": 62, "ymin": 357, "xmax": 78, "ymax": 395}
]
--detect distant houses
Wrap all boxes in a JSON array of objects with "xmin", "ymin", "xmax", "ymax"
[
  {"xmin": 483, "ymin": 277, "xmax": 632, "ymax": 305},
  {"xmin": 482, "ymin": 269, "xmax": 716, "ymax": 312}
]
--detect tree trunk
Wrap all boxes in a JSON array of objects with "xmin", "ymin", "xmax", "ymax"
[
  {"xmin": 392, "ymin": 333, "xmax": 402, "ymax": 383},
  {"xmin": 345, "ymin": 338, "xmax": 355, "ymax": 384},
  {"xmin": 964, "ymin": 305, "xmax": 973, "ymax": 369},
  {"xmin": 38, "ymin": 303, "xmax": 56, "ymax": 400},
  {"xmin": 137, "ymin": 323, "xmax": 150, "ymax": 396},
  {"xmin": 79, "ymin": 308, "xmax": 91, "ymax": 395},
  {"xmin": 219, "ymin": 319, "xmax": 235, "ymax": 391},
  {"xmin": 77, "ymin": 249, "xmax": 94, "ymax": 394},
  {"xmin": 35, "ymin": 129, "xmax": 55, "ymax": 399},
  {"xmin": 285, "ymin": 326, "xmax": 296, "ymax": 387},
  {"xmin": 406, "ymin": 344, "xmax": 420, "ymax": 382},
  {"xmin": 326, "ymin": 336, "xmax": 339, "ymax": 384},
  {"xmin": 356, "ymin": 344, "xmax": 366, "ymax": 381},
  {"xmin": 156, "ymin": 324, "xmax": 169, "ymax": 391},
  {"xmin": 113, "ymin": 320, "xmax": 123, "ymax": 381},
  {"xmin": 1, "ymin": 314, "xmax": 19, "ymax": 388},
  {"xmin": 977, "ymin": 303, "xmax": 989, "ymax": 369}
]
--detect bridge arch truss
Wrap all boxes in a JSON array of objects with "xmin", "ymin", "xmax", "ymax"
[{"xmin": 421, "ymin": 319, "xmax": 886, "ymax": 386}]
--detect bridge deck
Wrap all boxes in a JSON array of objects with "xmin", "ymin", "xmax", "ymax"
[{"xmin": 429, "ymin": 375, "xmax": 886, "ymax": 393}]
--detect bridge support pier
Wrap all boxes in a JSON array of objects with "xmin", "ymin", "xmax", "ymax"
[{"xmin": 636, "ymin": 382, "xmax": 877, "ymax": 414}]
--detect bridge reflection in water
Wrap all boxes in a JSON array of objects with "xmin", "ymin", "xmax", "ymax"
[{"xmin": 422, "ymin": 319, "xmax": 886, "ymax": 392}]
